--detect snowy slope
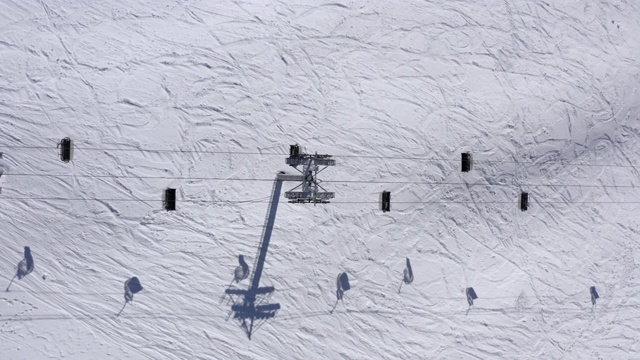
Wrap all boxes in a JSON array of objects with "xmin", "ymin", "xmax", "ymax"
[{"xmin": 1, "ymin": 0, "xmax": 640, "ymax": 359}]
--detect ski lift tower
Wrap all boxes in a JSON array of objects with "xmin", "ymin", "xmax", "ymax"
[
  {"xmin": 284, "ymin": 144, "xmax": 335, "ymax": 204},
  {"xmin": 225, "ymin": 144, "xmax": 335, "ymax": 339}
]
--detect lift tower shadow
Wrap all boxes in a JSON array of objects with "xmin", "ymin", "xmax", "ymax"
[
  {"xmin": 225, "ymin": 173, "xmax": 301, "ymax": 339},
  {"xmin": 225, "ymin": 146, "xmax": 335, "ymax": 339}
]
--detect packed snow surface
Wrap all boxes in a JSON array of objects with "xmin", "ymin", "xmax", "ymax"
[{"xmin": 1, "ymin": 0, "xmax": 640, "ymax": 359}]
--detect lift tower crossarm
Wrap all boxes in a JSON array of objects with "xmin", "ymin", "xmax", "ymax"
[
  {"xmin": 276, "ymin": 173, "xmax": 305, "ymax": 182},
  {"xmin": 284, "ymin": 146, "xmax": 336, "ymax": 204}
]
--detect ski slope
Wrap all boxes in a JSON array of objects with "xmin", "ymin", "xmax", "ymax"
[{"xmin": 1, "ymin": 0, "xmax": 640, "ymax": 359}]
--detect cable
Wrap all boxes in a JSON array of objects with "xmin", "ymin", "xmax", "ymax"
[
  {"xmin": 0, "ymin": 302, "xmax": 629, "ymax": 323},
  {"xmin": 2, "ymin": 144, "xmax": 639, "ymax": 168},
  {"xmin": 2, "ymin": 197, "xmax": 159, "ymax": 202},
  {"xmin": 3, "ymin": 173, "xmax": 638, "ymax": 189},
  {"xmin": 6, "ymin": 173, "xmax": 277, "ymax": 181},
  {"xmin": 1, "ymin": 145, "xmax": 271, "ymax": 156},
  {"xmin": 2, "ymin": 197, "xmax": 639, "ymax": 205}
]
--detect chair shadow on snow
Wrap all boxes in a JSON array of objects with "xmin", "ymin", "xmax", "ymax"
[
  {"xmin": 6, "ymin": 246, "xmax": 35, "ymax": 292},
  {"xmin": 330, "ymin": 272, "xmax": 351, "ymax": 314},
  {"xmin": 234, "ymin": 255, "xmax": 250, "ymax": 283}
]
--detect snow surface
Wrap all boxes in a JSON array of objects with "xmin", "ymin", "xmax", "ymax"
[{"xmin": 1, "ymin": 0, "xmax": 640, "ymax": 359}]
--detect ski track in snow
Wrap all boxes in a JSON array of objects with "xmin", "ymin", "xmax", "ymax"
[{"xmin": 1, "ymin": 0, "xmax": 640, "ymax": 359}]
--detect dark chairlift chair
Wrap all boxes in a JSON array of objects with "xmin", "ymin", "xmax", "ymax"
[
  {"xmin": 381, "ymin": 191, "xmax": 391, "ymax": 212},
  {"xmin": 59, "ymin": 137, "xmax": 72, "ymax": 162},
  {"xmin": 520, "ymin": 192, "xmax": 529, "ymax": 211},
  {"xmin": 164, "ymin": 188, "xmax": 176, "ymax": 211},
  {"xmin": 461, "ymin": 152, "xmax": 472, "ymax": 172}
]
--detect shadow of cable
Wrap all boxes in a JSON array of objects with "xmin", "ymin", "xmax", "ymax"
[
  {"xmin": 0, "ymin": 312, "xmax": 215, "ymax": 322},
  {"xmin": 3, "ymin": 302, "xmax": 636, "ymax": 323}
]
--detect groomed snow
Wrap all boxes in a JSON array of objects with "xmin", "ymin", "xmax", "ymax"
[{"xmin": 1, "ymin": 0, "xmax": 640, "ymax": 359}]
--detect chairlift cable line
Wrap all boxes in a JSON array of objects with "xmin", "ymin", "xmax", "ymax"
[
  {"xmin": 1, "ymin": 144, "xmax": 639, "ymax": 168},
  {"xmin": 2, "ymin": 197, "xmax": 640, "ymax": 205},
  {"xmin": 2, "ymin": 173, "xmax": 638, "ymax": 189}
]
